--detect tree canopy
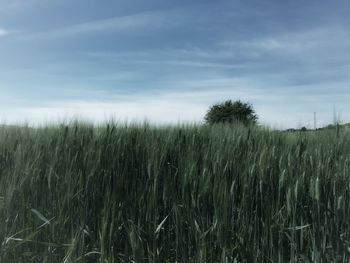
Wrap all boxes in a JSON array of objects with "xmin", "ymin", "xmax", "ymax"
[{"xmin": 204, "ymin": 100, "xmax": 258, "ymax": 125}]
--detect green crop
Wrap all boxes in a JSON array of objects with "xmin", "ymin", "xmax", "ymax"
[{"xmin": 0, "ymin": 123, "xmax": 349, "ymax": 262}]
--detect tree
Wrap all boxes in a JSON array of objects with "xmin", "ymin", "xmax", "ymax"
[{"xmin": 204, "ymin": 100, "xmax": 258, "ymax": 125}]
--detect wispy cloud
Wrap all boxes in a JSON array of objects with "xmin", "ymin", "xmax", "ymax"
[
  {"xmin": 85, "ymin": 49, "xmax": 249, "ymax": 69},
  {"xmin": 0, "ymin": 92, "xmax": 249, "ymax": 126},
  {"xmin": 26, "ymin": 11, "xmax": 179, "ymax": 40},
  {"xmin": 1, "ymin": 1, "xmax": 350, "ymax": 128},
  {"xmin": 0, "ymin": 82, "xmax": 330, "ymax": 129},
  {"xmin": 0, "ymin": 91, "xmax": 336, "ymax": 129},
  {"xmin": 223, "ymin": 26, "xmax": 350, "ymax": 53},
  {"xmin": 0, "ymin": 28, "xmax": 11, "ymax": 37}
]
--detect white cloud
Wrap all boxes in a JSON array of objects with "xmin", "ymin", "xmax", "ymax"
[
  {"xmin": 0, "ymin": 79, "xmax": 344, "ymax": 129},
  {"xmin": 223, "ymin": 26, "xmax": 350, "ymax": 54},
  {"xmin": 0, "ymin": 28, "xmax": 10, "ymax": 37},
  {"xmin": 0, "ymin": 85, "xmax": 299, "ymax": 128},
  {"xmin": 26, "ymin": 10, "xmax": 181, "ymax": 40},
  {"xmin": 83, "ymin": 48, "xmax": 255, "ymax": 73},
  {"xmin": 0, "ymin": 99, "xmax": 205, "ymax": 126}
]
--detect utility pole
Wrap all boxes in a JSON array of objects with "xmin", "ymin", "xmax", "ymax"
[{"xmin": 314, "ymin": 112, "xmax": 317, "ymax": 130}]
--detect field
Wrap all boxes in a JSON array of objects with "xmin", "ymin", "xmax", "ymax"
[{"xmin": 0, "ymin": 123, "xmax": 349, "ymax": 262}]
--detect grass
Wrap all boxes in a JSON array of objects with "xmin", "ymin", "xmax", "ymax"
[{"xmin": 0, "ymin": 122, "xmax": 349, "ymax": 262}]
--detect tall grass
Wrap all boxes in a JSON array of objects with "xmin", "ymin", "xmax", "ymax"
[{"xmin": 0, "ymin": 123, "xmax": 349, "ymax": 262}]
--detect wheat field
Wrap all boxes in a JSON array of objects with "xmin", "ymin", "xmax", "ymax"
[{"xmin": 0, "ymin": 123, "xmax": 349, "ymax": 262}]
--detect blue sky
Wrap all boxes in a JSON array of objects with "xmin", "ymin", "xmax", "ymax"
[{"xmin": 0, "ymin": 0, "xmax": 349, "ymax": 128}]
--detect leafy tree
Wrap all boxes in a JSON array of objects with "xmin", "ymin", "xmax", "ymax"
[{"xmin": 204, "ymin": 100, "xmax": 258, "ymax": 125}]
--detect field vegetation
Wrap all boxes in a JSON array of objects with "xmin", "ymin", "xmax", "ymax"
[{"xmin": 0, "ymin": 123, "xmax": 349, "ymax": 262}]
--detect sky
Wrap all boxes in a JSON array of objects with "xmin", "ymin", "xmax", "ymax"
[{"xmin": 0, "ymin": 0, "xmax": 349, "ymax": 128}]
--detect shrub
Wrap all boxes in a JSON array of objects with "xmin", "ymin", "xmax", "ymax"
[{"xmin": 204, "ymin": 100, "xmax": 258, "ymax": 125}]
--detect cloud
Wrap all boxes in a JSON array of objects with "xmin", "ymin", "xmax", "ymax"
[
  {"xmin": 0, "ymin": 65, "xmax": 346, "ymax": 129},
  {"xmin": 0, "ymin": 97, "xmax": 205, "ymax": 126},
  {"xmin": 85, "ymin": 49, "xmax": 249, "ymax": 70},
  {"xmin": 0, "ymin": 90, "xmax": 335, "ymax": 130},
  {"xmin": 25, "ymin": 10, "xmax": 180, "ymax": 40},
  {"xmin": 0, "ymin": 83, "xmax": 319, "ymax": 129},
  {"xmin": 1, "ymin": 1, "xmax": 349, "ymax": 129},
  {"xmin": 0, "ymin": 28, "xmax": 10, "ymax": 37},
  {"xmin": 221, "ymin": 26, "xmax": 350, "ymax": 61}
]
